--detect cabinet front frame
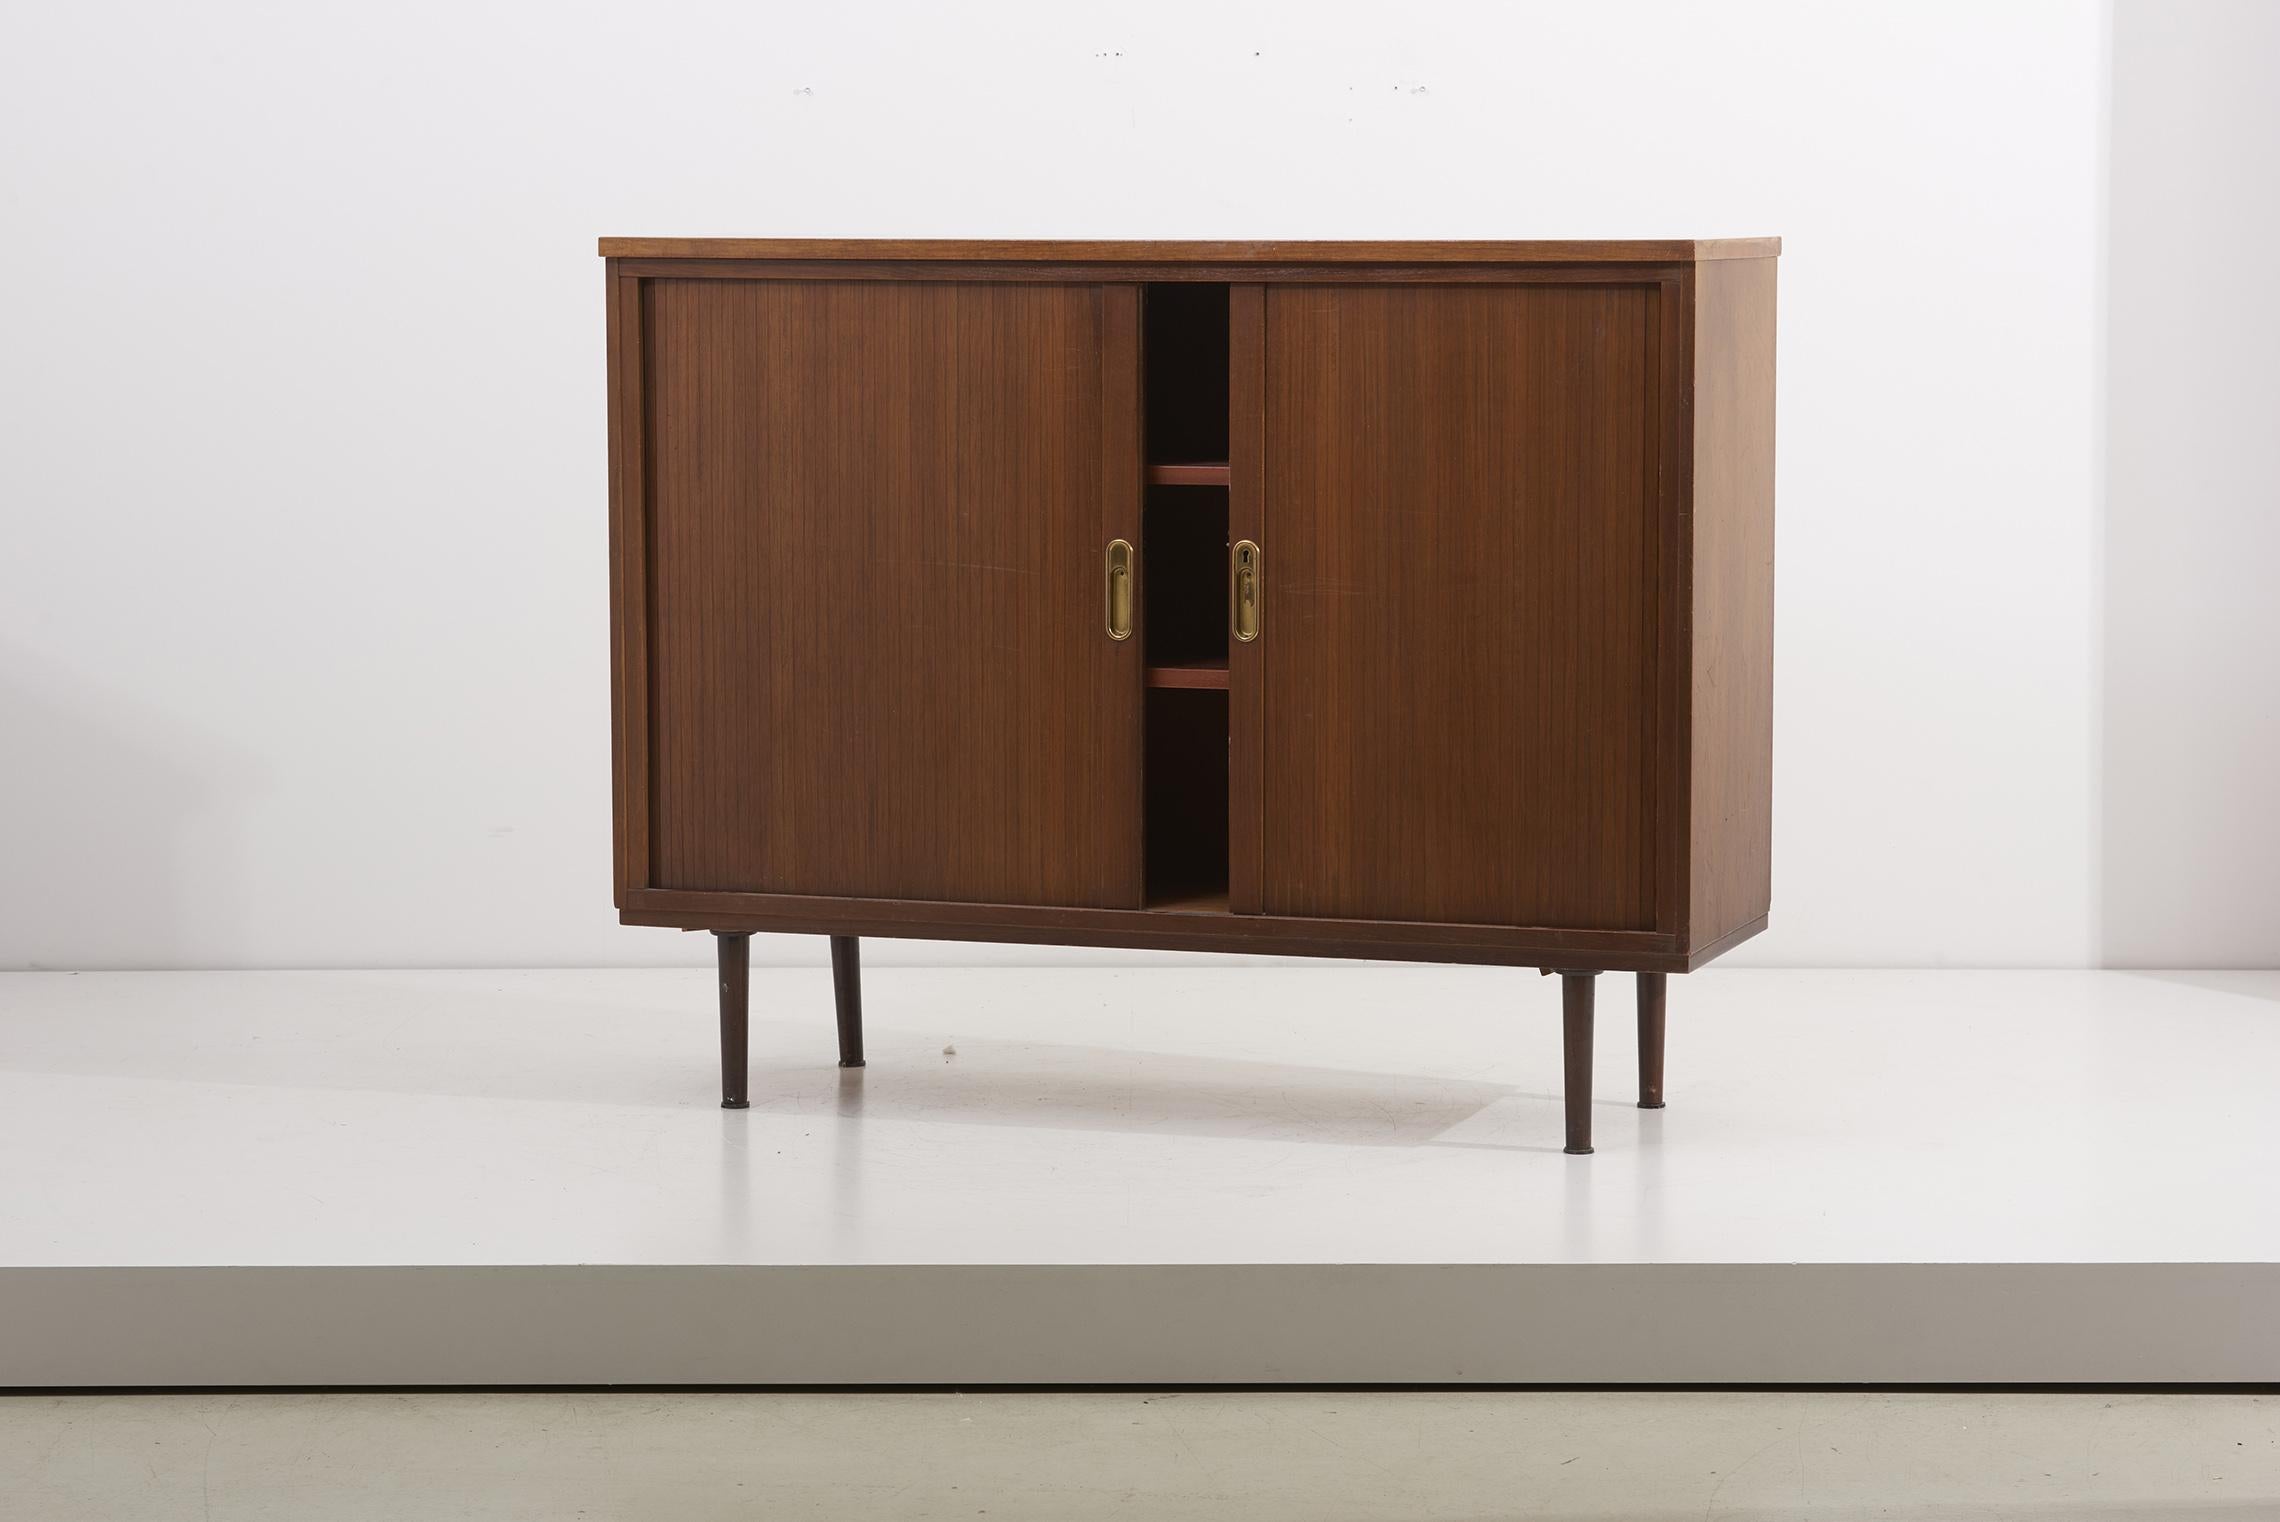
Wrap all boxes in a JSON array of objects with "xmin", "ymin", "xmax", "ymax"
[{"xmin": 607, "ymin": 257, "xmax": 1712, "ymax": 966}]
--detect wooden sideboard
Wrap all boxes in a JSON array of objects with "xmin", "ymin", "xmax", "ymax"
[{"xmin": 602, "ymin": 238, "xmax": 1778, "ymax": 1153}]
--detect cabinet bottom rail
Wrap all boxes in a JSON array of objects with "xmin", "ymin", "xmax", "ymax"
[{"xmin": 627, "ymin": 892, "xmax": 1763, "ymax": 974}]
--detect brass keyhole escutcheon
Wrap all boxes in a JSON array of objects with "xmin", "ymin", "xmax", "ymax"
[
  {"xmin": 1231, "ymin": 540, "xmax": 1260, "ymax": 643},
  {"xmin": 1105, "ymin": 539, "xmax": 1134, "ymax": 641}
]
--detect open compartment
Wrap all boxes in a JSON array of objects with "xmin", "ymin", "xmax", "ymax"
[
  {"xmin": 1143, "ymin": 686, "xmax": 1230, "ymax": 910},
  {"xmin": 1142, "ymin": 486, "xmax": 1229, "ymax": 676},
  {"xmin": 1143, "ymin": 284, "xmax": 1231, "ymax": 469},
  {"xmin": 1140, "ymin": 284, "xmax": 1234, "ymax": 908}
]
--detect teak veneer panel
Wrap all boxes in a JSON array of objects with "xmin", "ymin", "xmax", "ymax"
[
  {"xmin": 1260, "ymin": 284, "xmax": 1657, "ymax": 929},
  {"xmin": 640, "ymin": 278, "xmax": 1143, "ymax": 907},
  {"xmin": 601, "ymin": 238, "xmax": 1781, "ymax": 264},
  {"xmin": 1686, "ymin": 257, "xmax": 1778, "ymax": 946},
  {"xmin": 605, "ymin": 240, "xmax": 1777, "ymax": 967}
]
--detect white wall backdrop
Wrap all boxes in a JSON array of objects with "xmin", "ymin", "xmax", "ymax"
[
  {"xmin": 0, "ymin": 0, "xmax": 2211, "ymax": 971},
  {"xmin": 2101, "ymin": 0, "xmax": 2280, "ymax": 968}
]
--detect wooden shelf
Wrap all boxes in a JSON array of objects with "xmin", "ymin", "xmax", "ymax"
[
  {"xmin": 1146, "ymin": 462, "xmax": 1231, "ymax": 488},
  {"xmin": 1144, "ymin": 887, "xmax": 1230, "ymax": 916},
  {"xmin": 1146, "ymin": 662, "xmax": 1230, "ymax": 690}
]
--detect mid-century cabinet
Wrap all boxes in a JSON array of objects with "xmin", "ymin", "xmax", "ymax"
[{"xmin": 602, "ymin": 238, "xmax": 1777, "ymax": 1153}]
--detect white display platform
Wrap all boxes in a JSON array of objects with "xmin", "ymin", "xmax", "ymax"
[{"xmin": 2, "ymin": 966, "xmax": 2274, "ymax": 1386}]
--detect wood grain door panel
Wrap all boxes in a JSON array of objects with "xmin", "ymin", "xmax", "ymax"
[
  {"xmin": 1260, "ymin": 284, "xmax": 1657, "ymax": 929},
  {"xmin": 642, "ymin": 279, "xmax": 1142, "ymax": 907}
]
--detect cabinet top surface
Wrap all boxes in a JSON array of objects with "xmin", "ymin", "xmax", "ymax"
[{"xmin": 599, "ymin": 237, "xmax": 1780, "ymax": 264}]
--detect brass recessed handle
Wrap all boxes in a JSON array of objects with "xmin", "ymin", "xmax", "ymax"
[
  {"xmin": 1105, "ymin": 539, "xmax": 1134, "ymax": 641},
  {"xmin": 1231, "ymin": 540, "xmax": 1260, "ymax": 643}
]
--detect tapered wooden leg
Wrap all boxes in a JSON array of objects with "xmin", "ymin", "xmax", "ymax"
[
  {"xmin": 830, "ymin": 935, "xmax": 865, "ymax": 1068},
  {"xmin": 1636, "ymin": 971, "xmax": 1668, "ymax": 1109},
  {"xmin": 1561, "ymin": 971, "xmax": 1597, "ymax": 1155},
  {"xmin": 715, "ymin": 931, "xmax": 750, "ymax": 1109}
]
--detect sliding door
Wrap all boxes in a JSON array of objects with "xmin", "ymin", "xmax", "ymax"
[
  {"xmin": 640, "ymin": 279, "xmax": 1144, "ymax": 907},
  {"xmin": 1256, "ymin": 283, "xmax": 1659, "ymax": 929}
]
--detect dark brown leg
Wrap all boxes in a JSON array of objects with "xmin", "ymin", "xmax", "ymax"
[
  {"xmin": 715, "ymin": 931, "xmax": 750, "ymax": 1109},
  {"xmin": 830, "ymin": 935, "xmax": 865, "ymax": 1068},
  {"xmin": 1561, "ymin": 971, "xmax": 1597, "ymax": 1155},
  {"xmin": 1637, "ymin": 971, "xmax": 1667, "ymax": 1109}
]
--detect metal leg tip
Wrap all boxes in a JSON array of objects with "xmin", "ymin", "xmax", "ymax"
[
  {"xmin": 1637, "ymin": 1099, "xmax": 1665, "ymax": 1110},
  {"xmin": 1564, "ymin": 1145, "xmax": 1595, "ymax": 1156},
  {"xmin": 720, "ymin": 1098, "xmax": 750, "ymax": 1110},
  {"xmin": 838, "ymin": 1059, "xmax": 866, "ymax": 1069}
]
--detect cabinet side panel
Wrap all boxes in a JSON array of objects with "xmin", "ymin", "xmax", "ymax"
[{"xmin": 1687, "ymin": 258, "xmax": 1777, "ymax": 946}]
